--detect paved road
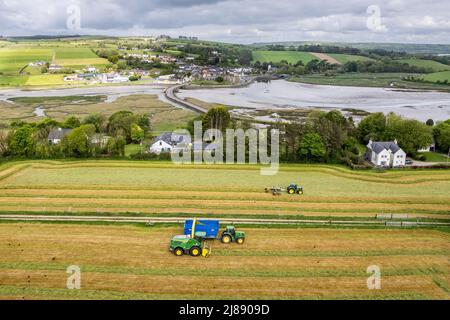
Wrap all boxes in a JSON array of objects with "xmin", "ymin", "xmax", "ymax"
[{"xmin": 164, "ymin": 84, "xmax": 208, "ymax": 114}]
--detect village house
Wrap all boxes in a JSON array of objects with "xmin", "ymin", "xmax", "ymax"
[
  {"xmin": 366, "ymin": 139, "xmax": 406, "ymax": 167},
  {"xmin": 48, "ymin": 128, "xmax": 72, "ymax": 145}
]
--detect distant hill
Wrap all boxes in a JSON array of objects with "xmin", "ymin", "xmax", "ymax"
[{"xmin": 251, "ymin": 41, "xmax": 450, "ymax": 55}]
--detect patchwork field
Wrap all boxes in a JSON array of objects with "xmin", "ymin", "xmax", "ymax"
[
  {"xmin": 0, "ymin": 44, "xmax": 108, "ymax": 88},
  {"xmin": 0, "ymin": 161, "xmax": 449, "ymax": 221},
  {"xmin": 0, "ymin": 223, "xmax": 448, "ymax": 299}
]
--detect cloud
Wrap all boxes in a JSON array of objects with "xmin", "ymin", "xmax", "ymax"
[{"xmin": 0, "ymin": 0, "xmax": 449, "ymax": 44}]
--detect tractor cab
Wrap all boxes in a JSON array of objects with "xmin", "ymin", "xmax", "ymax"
[
  {"xmin": 221, "ymin": 225, "xmax": 245, "ymax": 244},
  {"xmin": 287, "ymin": 183, "xmax": 304, "ymax": 195}
]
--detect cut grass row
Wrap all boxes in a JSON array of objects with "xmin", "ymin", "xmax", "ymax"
[{"xmin": 0, "ymin": 223, "xmax": 448, "ymax": 299}]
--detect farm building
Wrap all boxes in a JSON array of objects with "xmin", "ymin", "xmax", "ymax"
[
  {"xmin": 48, "ymin": 128, "xmax": 72, "ymax": 145},
  {"xmin": 366, "ymin": 139, "xmax": 406, "ymax": 167}
]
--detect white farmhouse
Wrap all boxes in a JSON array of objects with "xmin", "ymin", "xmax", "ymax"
[
  {"xmin": 149, "ymin": 132, "xmax": 189, "ymax": 154},
  {"xmin": 366, "ymin": 139, "xmax": 406, "ymax": 167}
]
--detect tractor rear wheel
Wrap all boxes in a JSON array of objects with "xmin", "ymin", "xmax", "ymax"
[
  {"xmin": 174, "ymin": 248, "xmax": 184, "ymax": 256},
  {"xmin": 236, "ymin": 238, "xmax": 245, "ymax": 244},
  {"xmin": 189, "ymin": 246, "xmax": 201, "ymax": 257},
  {"xmin": 221, "ymin": 234, "xmax": 232, "ymax": 244},
  {"xmin": 288, "ymin": 188, "xmax": 295, "ymax": 194}
]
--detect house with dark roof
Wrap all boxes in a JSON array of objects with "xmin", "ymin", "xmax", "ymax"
[
  {"xmin": 149, "ymin": 132, "xmax": 190, "ymax": 154},
  {"xmin": 48, "ymin": 128, "xmax": 72, "ymax": 145},
  {"xmin": 366, "ymin": 139, "xmax": 406, "ymax": 167}
]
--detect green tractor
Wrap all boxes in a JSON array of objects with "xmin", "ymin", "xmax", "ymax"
[
  {"xmin": 287, "ymin": 183, "xmax": 304, "ymax": 195},
  {"xmin": 169, "ymin": 232, "xmax": 211, "ymax": 257},
  {"xmin": 221, "ymin": 225, "xmax": 246, "ymax": 244}
]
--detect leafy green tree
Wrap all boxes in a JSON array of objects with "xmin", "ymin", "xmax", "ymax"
[
  {"xmin": 0, "ymin": 129, "xmax": 9, "ymax": 156},
  {"xmin": 9, "ymin": 125, "xmax": 35, "ymax": 157},
  {"xmin": 384, "ymin": 114, "xmax": 433, "ymax": 156},
  {"xmin": 84, "ymin": 113, "xmax": 107, "ymax": 133},
  {"xmin": 64, "ymin": 124, "xmax": 96, "ymax": 157},
  {"xmin": 433, "ymin": 120, "xmax": 450, "ymax": 153},
  {"xmin": 63, "ymin": 116, "xmax": 81, "ymax": 129},
  {"xmin": 298, "ymin": 133, "xmax": 326, "ymax": 161},
  {"xmin": 358, "ymin": 112, "xmax": 386, "ymax": 142},
  {"xmin": 108, "ymin": 111, "xmax": 137, "ymax": 143},
  {"xmin": 136, "ymin": 113, "xmax": 151, "ymax": 134},
  {"xmin": 107, "ymin": 136, "xmax": 126, "ymax": 156},
  {"xmin": 131, "ymin": 124, "xmax": 144, "ymax": 143},
  {"xmin": 202, "ymin": 106, "xmax": 231, "ymax": 132}
]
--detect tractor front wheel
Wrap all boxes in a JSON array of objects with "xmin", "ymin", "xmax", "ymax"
[
  {"xmin": 236, "ymin": 238, "xmax": 245, "ymax": 245},
  {"xmin": 174, "ymin": 248, "xmax": 184, "ymax": 256},
  {"xmin": 190, "ymin": 246, "xmax": 201, "ymax": 257},
  {"xmin": 297, "ymin": 189, "xmax": 303, "ymax": 195},
  {"xmin": 221, "ymin": 234, "xmax": 232, "ymax": 244}
]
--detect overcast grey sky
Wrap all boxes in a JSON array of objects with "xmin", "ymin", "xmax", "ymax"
[{"xmin": 1, "ymin": 0, "xmax": 449, "ymax": 44}]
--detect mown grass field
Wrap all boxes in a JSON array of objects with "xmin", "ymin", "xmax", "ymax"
[
  {"xmin": 0, "ymin": 161, "xmax": 449, "ymax": 220},
  {"xmin": 0, "ymin": 223, "xmax": 448, "ymax": 299}
]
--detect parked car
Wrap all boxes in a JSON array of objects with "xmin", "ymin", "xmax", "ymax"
[{"xmin": 405, "ymin": 159, "xmax": 413, "ymax": 165}]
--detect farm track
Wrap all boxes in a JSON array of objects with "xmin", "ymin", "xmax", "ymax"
[{"xmin": 1, "ymin": 214, "xmax": 450, "ymax": 227}]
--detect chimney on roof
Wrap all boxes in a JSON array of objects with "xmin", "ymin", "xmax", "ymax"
[{"xmin": 394, "ymin": 139, "xmax": 398, "ymax": 145}]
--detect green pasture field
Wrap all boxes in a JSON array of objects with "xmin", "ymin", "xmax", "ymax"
[
  {"xmin": 290, "ymin": 72, "xmax": 450, "ymax": 91},
  {"xmin": 397, "ymin": 59, "xmax": 450, "ymax": 72},
  {"xmin": 252, "ymin": 50, "xmax": 316, "ymax": 64},
  {"xmin": 328, "ymin": 54, "xmax": 374, "ymax": 64},
  {"xmin": 423, "ymin": 71, "xmax": 450, "ymax": 83}
]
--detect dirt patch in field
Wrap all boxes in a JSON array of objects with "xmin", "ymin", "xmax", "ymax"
[{"xmin": 310, "ymin": 52, "xmax": 342, "ymax": 65}]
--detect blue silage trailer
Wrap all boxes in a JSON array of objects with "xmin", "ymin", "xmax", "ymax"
[{"xmin": 184, "ymin": 219, "xmax": 220, "ymax": 239}]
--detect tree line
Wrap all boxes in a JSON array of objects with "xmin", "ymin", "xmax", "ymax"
[{"xmin": 0, "ymin": 111, "xmax": 151, "ymax": 159}]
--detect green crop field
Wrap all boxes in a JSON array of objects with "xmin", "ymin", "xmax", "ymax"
[
  {"xmin": 328, "ymin": 54, "xmax": 374, "ymax": 64},
  {"xmin": 252, "ymin": 50, "xmax": 316, "ymax": 64},
  {"xmin": 424, "ymin": 71, "xmax": 450, "ymax": 83},
  {"xmin": 290, "ymin": 72, "xmax": 450, "ymax": 91},
  {"xmin": 397, "ymin": 59, "xmax": 450, "ymax": 72},
  {"xmin": 0, "ymin": 161, "xmax": 449, "ymax": 220},
  {"xmin": 0, "ymin": 222, "xmax": 449, "ymax": 299},
  {"xmin": 53, "ymin": 47, "xmax": 108, "ymax": 68}
]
